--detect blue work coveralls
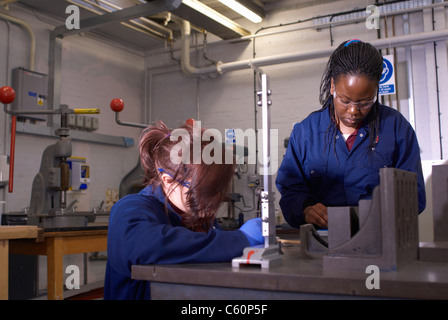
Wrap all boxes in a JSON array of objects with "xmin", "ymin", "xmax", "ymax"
[
  {"xmin": 104, "ymin": 185, "xmax": 249, "ymax": 300},
  {"xmin": 275, "ymin": 104, "xmax": 426, "ymax": 228}
]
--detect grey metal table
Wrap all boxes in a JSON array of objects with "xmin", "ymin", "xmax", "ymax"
[{"xmin": 131, "ymin": 246, "xmax": 448, "ymax": 300}]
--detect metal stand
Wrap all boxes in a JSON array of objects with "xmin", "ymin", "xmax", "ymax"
[
  {"xmin": 232, "ymin": 73, "xmax": 282, "ymax": 269},
  {"xmin": 323, "ymin": 168, "xmax": 419, "ymax": 273}
]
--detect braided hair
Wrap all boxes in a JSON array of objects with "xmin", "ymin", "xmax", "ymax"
[{"xmin": 319, "ymin": 40, "xmax": 383, "ymax": 156}]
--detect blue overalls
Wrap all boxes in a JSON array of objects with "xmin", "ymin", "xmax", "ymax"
[
  {"xmin": 275, "ymin": 104, "xmax": 426, "ymax": 228},
  {"xmin": 104, "ymin": 185, "xmax": 249, "ymax": 300}
]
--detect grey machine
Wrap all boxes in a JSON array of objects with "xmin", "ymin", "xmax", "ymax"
[
  {"xmin": 323, "ymin": 168, "xmax": 419, "ymax": 273},
  {"xmin": 300, "ymin": 161, "xmax": 448, "ymax": 274},
  {"xmin": 2, "ymin": 85, "xmax": 100, "ymax": 229},
  {"xmin": 27, "ymin": 105, "xmax": 93, "ymax": 229},
  {"xmin": 299, "ymin": 167, "xmax": 421, "ymax": 273}
]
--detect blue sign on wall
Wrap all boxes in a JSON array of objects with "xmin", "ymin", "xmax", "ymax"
[{"xmin": 379, "ymin": 55, "xmax": 395, "ymax": 95}]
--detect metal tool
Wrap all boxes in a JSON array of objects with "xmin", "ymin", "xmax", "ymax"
[
  {"xmin": 232, "ymin": 73, "xmax": 282, "ymax": 269},
  {"xmin": 323, "ymin": 167, "xmax": 419, "ymax": 273},
  {"xmin": 0, "ymin": 86, "xmax": 101, "ymax": 228}
]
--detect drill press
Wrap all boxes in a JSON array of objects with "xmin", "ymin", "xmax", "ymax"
[{"xmin": 1, "ymin": 86, "xmax": 99, "ymax": 229}]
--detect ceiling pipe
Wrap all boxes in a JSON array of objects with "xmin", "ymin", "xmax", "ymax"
[
  {"xmin": 176, "ymin": 18, "xmax": 220, "ymax": 77},
  {"xmin": 0, "ymin": 12, "xmax": 35, "ymax": 71},
  {"xmin": 175, "ymin": 17, "xmax": 448, "ymax": 78},
  {"xmin": 221, "ymin": 28, "xmax": 448, "ymax": 73}
]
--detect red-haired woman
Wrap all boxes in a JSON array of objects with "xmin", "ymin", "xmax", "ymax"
[{"xmin": 104, "ymin": 121, "xmax": 263, "ymax": 300}]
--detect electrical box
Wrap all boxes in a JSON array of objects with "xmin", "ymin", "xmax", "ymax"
[{"xmin": 11, "ymin": 67, "xmax": 48, "ymax": 121}]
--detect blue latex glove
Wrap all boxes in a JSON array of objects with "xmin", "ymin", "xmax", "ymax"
[{"xmin": 239, "ymin": 218, "xmax": 264, "ymax": 246}]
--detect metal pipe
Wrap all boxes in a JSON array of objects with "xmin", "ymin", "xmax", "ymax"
[
  {"xmin": 2, "ymin": 20, "xmax": 11, "ymax": 156},
  {"xmin": 403, "ymin": 14, "xmax": 416, "ymax": 130},
  {"xmin": 8, "ymin": 115, "xmax": 15, "ymax": 193},
  {"xmin": 0, "ymin": 12, "xmax": 35, "ymax": 71},
  {"xmin": 176, "ymin": 16, "xmax": 448, "ymax": 77},
  {"xmin": 179, "ymin": 19, "xmax": 203, "ymax": 77},
  {"xmin": 0, "ymin": 12, "xmax": 36, "ymax": 195},
  {"xmin": 220, "ymin": 28, "xmax": 448, "ymax": 73}
]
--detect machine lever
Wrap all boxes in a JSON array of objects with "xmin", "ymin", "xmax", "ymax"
[
  {"xmin": 74, "ymin": 108, "xmax": 100, "ymax": 114},
  {"xmin": 110, "ymin": 98, "xmax": 147, "ymax": 129}
]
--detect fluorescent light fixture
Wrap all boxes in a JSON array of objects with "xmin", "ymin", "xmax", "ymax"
[
  {"xmin": 182, "ymin": 0, "xmax": 251, "ymax": 36},
  {"xmin": 219, "ymin": 0, "xmax": 263, "ymax": 23}
]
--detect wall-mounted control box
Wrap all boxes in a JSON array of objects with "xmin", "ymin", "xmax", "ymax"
[{"xmin": 11, "ymin": 67, "xmax": 48, "ymax": 121}]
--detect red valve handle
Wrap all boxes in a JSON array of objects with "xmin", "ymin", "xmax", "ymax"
[
  {"xmin": 0, "ymin": 86, "xmax": 16, "ymax": 104},
  {"xmin": 110, "ymin": 98, "xmax": 124, "ymax": 112}
]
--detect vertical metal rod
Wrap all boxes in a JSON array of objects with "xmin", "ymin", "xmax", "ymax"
[
  {"xmin": 259, "ymin": 73, "xmax": 276, "ymax": 246},
  {"xmin": 403, "ymin": 13, "xmax": 416, "ymax": 130},
  {"xmin": 8, "ymin": 115, "xmax": 16, "ymax": 193},
  {"xmin": 48, "ymin": 34, "xmax": 62, "ymax": 127}
]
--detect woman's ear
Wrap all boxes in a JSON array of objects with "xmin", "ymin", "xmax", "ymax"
[{"xmin": 160, "ymin": 173, "xmax": 173, "ymax": 190}]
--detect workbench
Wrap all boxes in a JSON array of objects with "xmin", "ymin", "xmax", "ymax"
[
  {"xmin": 0, "ymin": 226, "xmax": 40, "ymax": 300},
  {"xmin": 8, "ymin": 227, "xmax": 107, "ymax": 300},
  {"xmin": 132, "ymin": 245, "xmax": 448, "ymax": 300}
]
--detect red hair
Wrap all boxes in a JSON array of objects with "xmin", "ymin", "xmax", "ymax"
[{"xmin": 138, "ymin": 120, "xmax": 235, "ymax": 231}]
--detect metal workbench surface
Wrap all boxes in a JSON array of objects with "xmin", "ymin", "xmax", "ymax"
[{"xmin": 131, "ymin": 246, "xmax": 448, "ymax": 300}]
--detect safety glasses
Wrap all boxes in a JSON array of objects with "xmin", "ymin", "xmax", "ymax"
[
  {"xmin": 333, "ymin": 89, "xmax": 377, "ymax": 111},
  {"xmin": 158, "ymin": 168, "xmax": 191, "ymax": 188}
]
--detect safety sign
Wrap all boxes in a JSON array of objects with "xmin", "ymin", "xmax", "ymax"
[{"xmin": 379, "ymin": 55, "xmax": 395, "ymax": 95}]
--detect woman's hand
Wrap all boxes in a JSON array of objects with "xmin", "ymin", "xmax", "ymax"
[{"xmin": 304, "ymin": 203, "xmax": 328, "ymax": 228}]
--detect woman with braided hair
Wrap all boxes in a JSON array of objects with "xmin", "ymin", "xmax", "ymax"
[{"xmin": 276, "ymin": 39, "xmax": 425, "ymax": 229}]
